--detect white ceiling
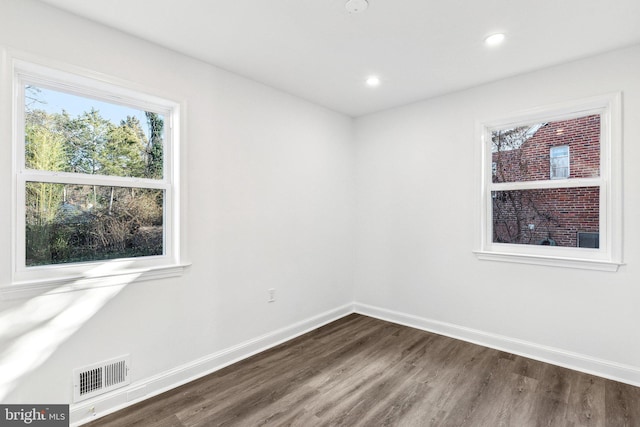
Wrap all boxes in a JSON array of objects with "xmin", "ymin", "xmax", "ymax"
[{"xmin": 37, "ymin": 0, "xmax": 640, "ymax": 117}]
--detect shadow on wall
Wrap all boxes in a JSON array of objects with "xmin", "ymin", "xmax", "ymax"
[{"xmin": 0, "ymin": 263, "xmax": 141, "ymax": 402}]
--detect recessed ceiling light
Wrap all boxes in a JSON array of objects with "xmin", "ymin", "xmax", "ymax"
[
  {"xmin": 484, "ymin": 33, "xmax": 506, "ymax": 46},
  {"xmin": 345, "ymin": 0, "xmax": 369, "ymax": 14},
  {"xmin": 366, "ymin": 76, "xmax": 381, "ymax": 87}
]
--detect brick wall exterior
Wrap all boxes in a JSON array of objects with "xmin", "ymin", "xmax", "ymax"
[{"xmin": 491, "ymin": 115, "xmax": 600, "ymax": 247}]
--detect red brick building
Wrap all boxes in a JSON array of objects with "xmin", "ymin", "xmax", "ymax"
[{"xmin": 491, "ymin": 115, "xmax": 600, "ymax": 247}]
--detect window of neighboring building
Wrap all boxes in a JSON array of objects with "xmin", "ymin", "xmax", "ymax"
[
  {"xmin": 550, "ymin": 145, "xmax": 570, "ymax": 179},
  {"xmin": 475, "ymin": 93, "xmax": 622, "ymax": 271},
  {"xmin": 10, "ymin": 59, "xmax": 184, "ymax": 290},
  {"xmin": 578, "ymin": 232, "xmax": 600, "ymax": 249}
]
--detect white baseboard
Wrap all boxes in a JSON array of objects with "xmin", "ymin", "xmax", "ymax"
[
  {"xmin": 354, "ymin": 302, "xmax": 640, "ymax": 388},
  {"xmin": 71, "ymin": 303, "xmax": 354, "ymax": 426},
  {"xmin": 72, "ymin": 301, "xmax": 640, "ymax": 425}
]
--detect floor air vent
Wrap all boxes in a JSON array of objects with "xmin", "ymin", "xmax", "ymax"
[{"xmin": 73, "ymin": 355, "xmax": 130, "ymax": 402}]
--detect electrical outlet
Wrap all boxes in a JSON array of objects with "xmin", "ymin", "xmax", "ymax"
[{"xmin": 268, "ymin": 288, "xmax": 276, "ymax": 302}]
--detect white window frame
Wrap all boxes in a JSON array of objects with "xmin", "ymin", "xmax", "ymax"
[
  {"xmin": 474, "ymin": 93, "xmax": 623, "ymax": 271},
  {"xmin": 5, "ymin": 57, "xmax": 187, "ymax": 298},
  {"xmin": 550, "ymin": 145, "xmax": 570, "ymax": 179}
]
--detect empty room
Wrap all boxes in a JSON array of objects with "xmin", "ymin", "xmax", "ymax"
[{"xmin": 1, "ymin": 0, "xmax": 640, "ymax": 425}]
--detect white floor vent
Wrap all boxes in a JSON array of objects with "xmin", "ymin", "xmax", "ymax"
[{"xmin": 73, "ymin": 355, "xmax": 130, "ymax": 402}]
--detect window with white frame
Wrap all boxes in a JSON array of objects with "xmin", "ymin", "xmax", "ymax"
[
  {"xmin": 11, "ymin": 60, "xmax": 183, "ymax": 289},
  {"xmin": 550, "ymin": 145, "xmax": 570, "ymax": 179},
  {"xmin": 475, "ymin": 93, "xmax": 622, "ymax": 271}
]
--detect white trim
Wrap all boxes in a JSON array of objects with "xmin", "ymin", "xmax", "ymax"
[
  {"xmin": 481, "ymin": 94, "xmax": 614, "ymax": 130},
  {"xmin": 70, "ymin": 304, "xmax": 354, "ymax": 426},
  {"xmin": 354, "ymin": 302, "xmax": 640, "ymax": 387},
  {"xmin": 18, "ymin": 170, "xmax": 169, "ymax": 189},
  {"xmin": 12, "ymin": 56, "xmax": 177, "ymax": 113},
  {"xmin": 490, "ymin": 176, "xmax": 601, "ymax": 191},
  {"xmin": 473, "ymin": 250, "xmax": 620, "ymax": 271},
  {"xmin": 0, "ymin": 263, "xmax": 192, "ymax": 301},
  {"xmin": 475, "ymin": 92, "xmax": 623, "ymax": 270}
]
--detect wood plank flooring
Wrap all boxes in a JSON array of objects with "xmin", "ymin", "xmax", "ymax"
[{"xmin": 86, "ymin": 314, "xmax": 640, "ymax": 426}]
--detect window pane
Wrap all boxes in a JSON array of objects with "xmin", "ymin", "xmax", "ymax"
[
  {"xmin": 550, "ymin": 146, "xmax": 569, "ymax": 157},
  {"xmin": 492, "ymin": 115, "xmax": 600, "ymax": 183},
  {"xmin": 25, "ymin": 182, "xmax": 164, "ymax": 266},
  {"xmin": 550, "ymin": 145, "xmax": 570, "ymax": 179},
  {"xmin": 492, "ymin": 187, "xmax": 599, "ymax": 247},
  {"xmin": 24, "ymin": 85, "xmax": 164, "ymax": 179}
]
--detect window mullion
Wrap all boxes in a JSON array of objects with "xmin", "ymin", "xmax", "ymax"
[
  {"xmin": 489, "ymin": 177, "xmax": 602, "ymax": 192},
  {"xmin": 20, "ymin": 170, "xmax": 168, "ymax": 190}
]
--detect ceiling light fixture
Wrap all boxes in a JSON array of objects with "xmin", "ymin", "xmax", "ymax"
[
  {"xmin": 484, "ymin": 33, "xmax": 506, "ymax": 46},
  {"xmin": 366, "ymin": 76, "xmax": 380, "ymax": 87},
  {"xmin": 345, "ymin": 0, "xmax": 369, "ymax": 14}
]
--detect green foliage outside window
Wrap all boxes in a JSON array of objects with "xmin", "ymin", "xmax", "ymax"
[{"xmin": 24, "ymin": 86, "xmax": 166, "ymax": 266}]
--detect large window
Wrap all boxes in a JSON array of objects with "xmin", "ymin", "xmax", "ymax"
[
  {"xmin": 11, "ymin": 60, "xmax": 183, "ymax": 289},
  {"xmin": 475, "ymin": 94, "xmax": 622, "ymax": 271}
]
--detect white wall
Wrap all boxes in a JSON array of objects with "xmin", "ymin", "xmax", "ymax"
[
  {"xmin": 2, "ymin": 0, "xmax": 640, "ymax": 423},
  {"xmin": 0, "ymin": 0, "xmax": 355, "ymax": 419},
  {"xmin": 354, "ymin": 45, "xmax": 640, "ymax": 380}
]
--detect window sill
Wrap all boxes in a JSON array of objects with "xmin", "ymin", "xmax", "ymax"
[
  {"xmin": 473, "ymin": 250, "xmax": 622, "ymax": 272},
  {"xmin": 1, "ymin": 263, "xmax": 191, "ymax": 301}
]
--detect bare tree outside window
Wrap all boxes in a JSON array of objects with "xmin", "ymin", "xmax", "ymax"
[{"xmin": 491, "ymin": 115, "xmax": 600, "ymax": 248}]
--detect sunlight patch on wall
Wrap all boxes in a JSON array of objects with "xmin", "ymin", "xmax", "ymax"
[{"xmin": 0, "ymin": 265, "xmax": 143, "ymax": 401}]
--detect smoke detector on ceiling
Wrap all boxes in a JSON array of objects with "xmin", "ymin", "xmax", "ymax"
[{"xmin": 345, "ymin": 0, "xmax": 369, "ymax": 13}]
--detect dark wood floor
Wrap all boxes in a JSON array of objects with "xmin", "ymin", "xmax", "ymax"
[{"xmin": 86, "ymin": 314, "xmax": 640, "ymax": 426}]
